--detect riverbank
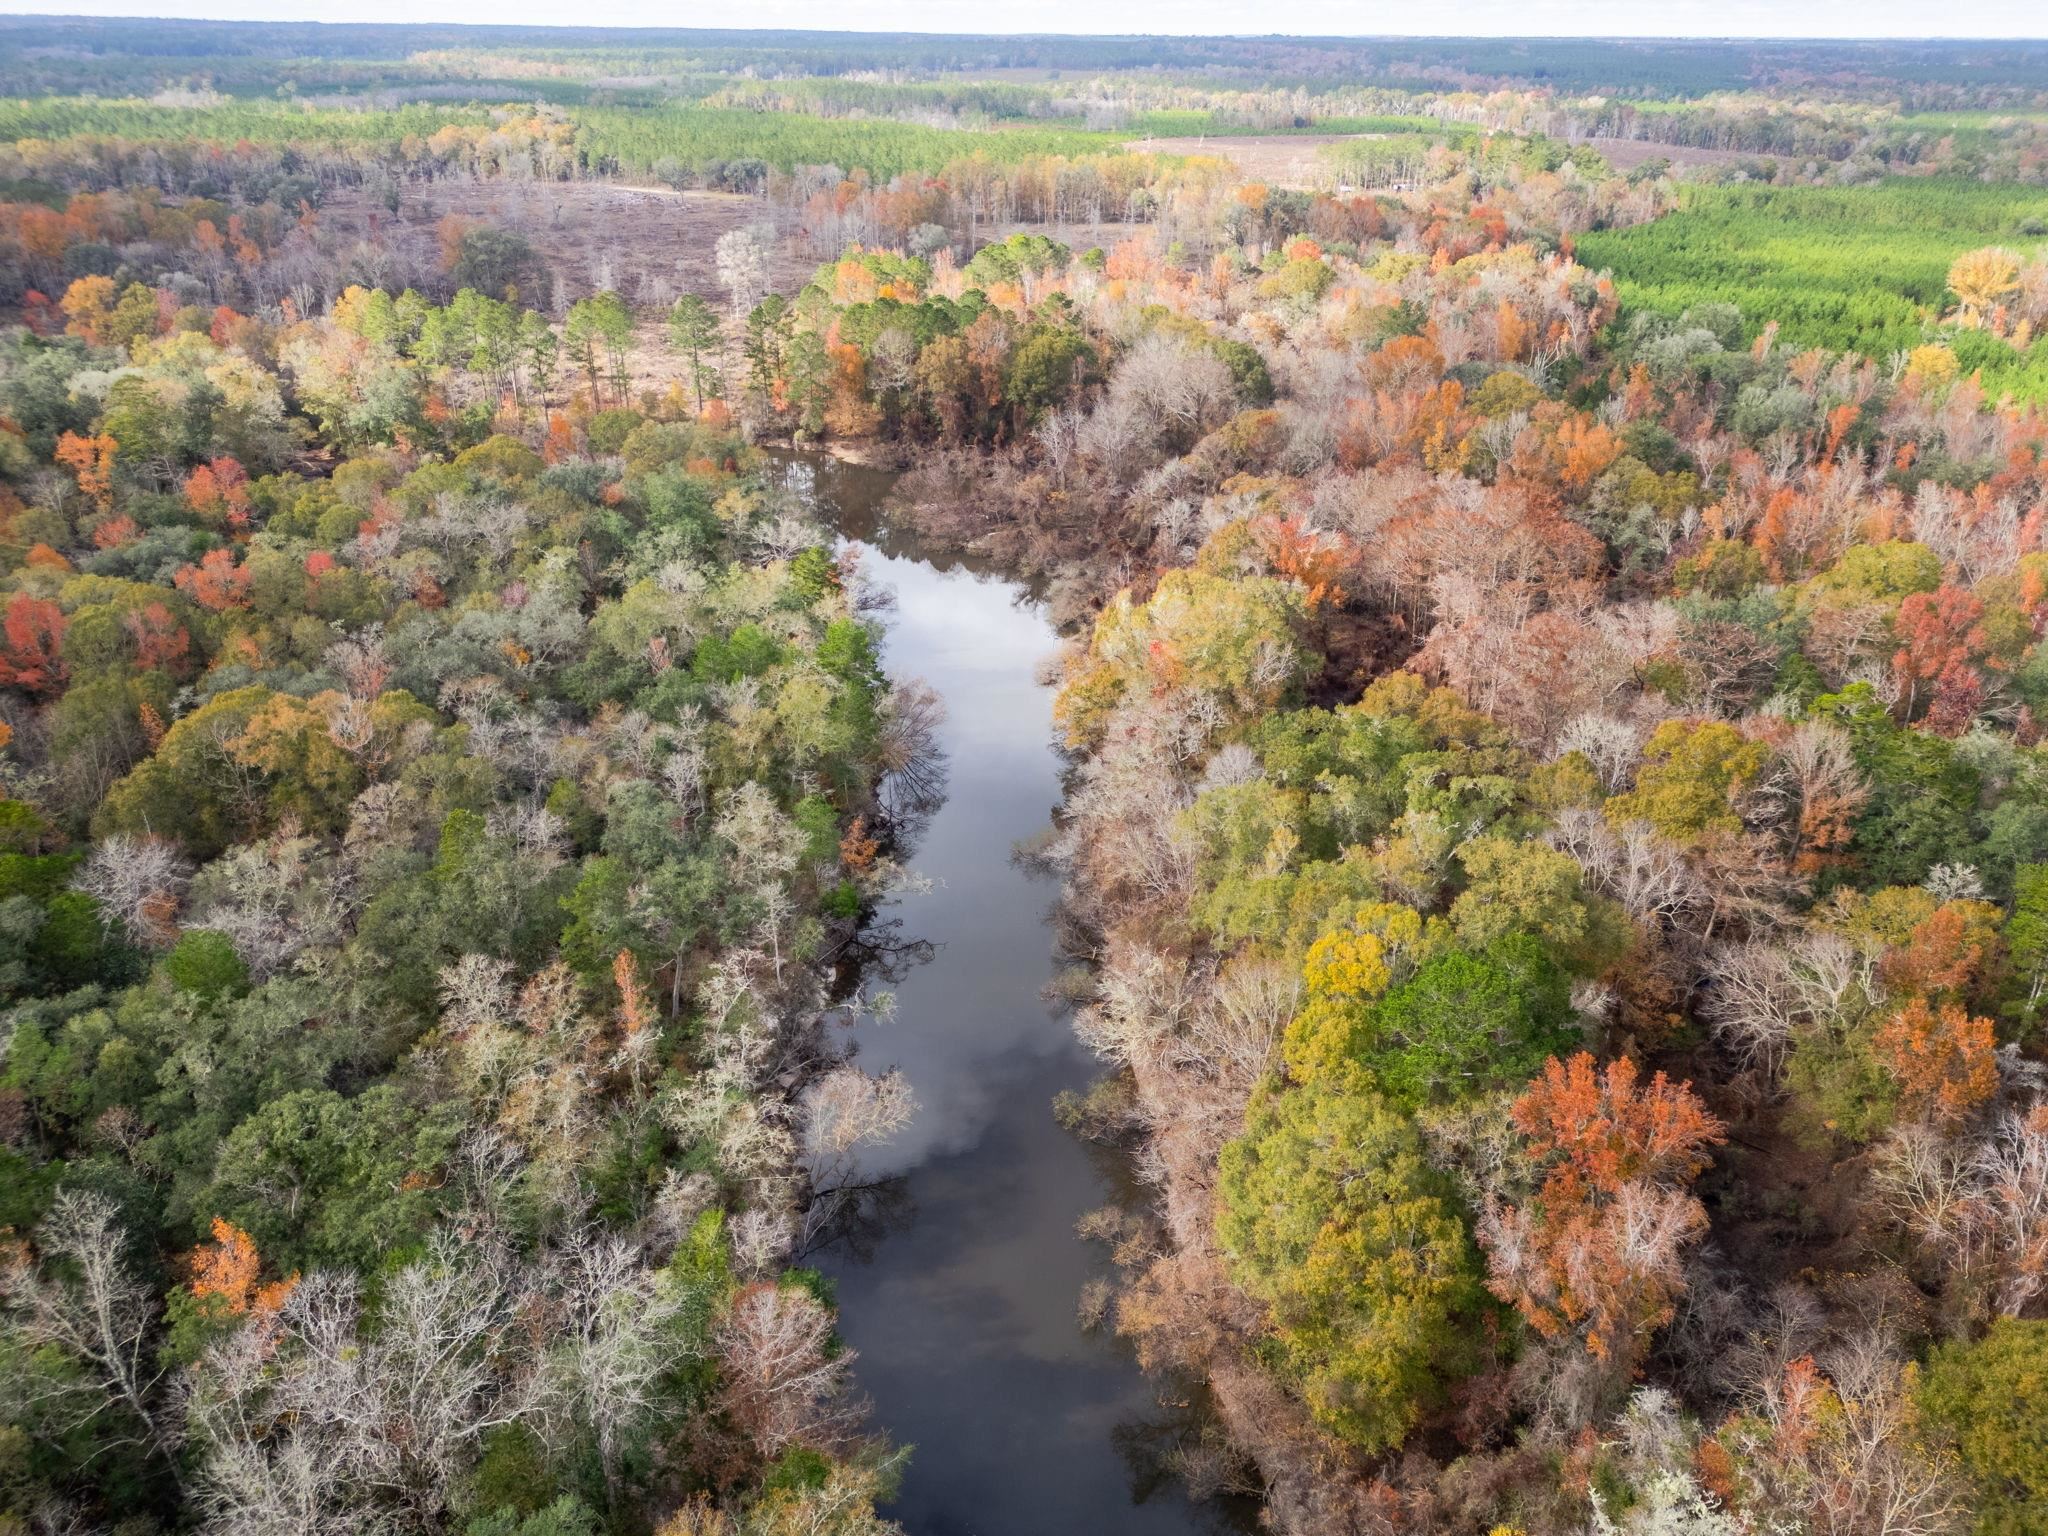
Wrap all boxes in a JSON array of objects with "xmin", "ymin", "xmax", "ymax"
[{"xmin": 774, "ymin": 453, "xmax": 1252, "ymax": 1536}]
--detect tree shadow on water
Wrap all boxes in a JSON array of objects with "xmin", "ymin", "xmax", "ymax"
[
  {"xmin": 1110, "ymin": 1385, "xmax": 1267, "ymax": 1533},
  {"xmin": 796, "ymin": 1174, "xmax": 917, "ymax": 1266}
]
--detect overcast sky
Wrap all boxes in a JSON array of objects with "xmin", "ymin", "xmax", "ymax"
[{"xmin": 2, "ymin": 0, "xmax": 2044, "ymax": 39}]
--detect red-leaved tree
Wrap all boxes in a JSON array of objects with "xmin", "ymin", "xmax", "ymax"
[{"xmin": 0, "ymin": 592, "xmax": 68, "ymax": 695}]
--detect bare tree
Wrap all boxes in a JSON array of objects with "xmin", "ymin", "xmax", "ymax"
[
  {"xmin": 186, "ymin": 1234, "xmax": 526, "ymax": 1531},
  {"xmin": 1970, "ymin": 1103, "xmax": 2048, "ymax": 1316},
  {"xmin": 1556, "ymin": 711, "xmax": 1645, "ymax": 793},
  {"xmin": 541, "ymin": 1228, "xmax": 694, "ymax": 1491},
  {"xmin": 800, "ymin": 1066, "xmax": 915, "ymax": 1188},
  {"xmin": 1870, "ymin": 1123, "xmax": 1980, "ymax": 1256},
  {"xmin": 1699, "ymin": 940, "xmax": 1803, "ymax": 1075},
  {"xmin": 187, "ymin": 827, "xmax": 356, "ymax": 980},
  {"xmin": 792, "ymin": 1063, "xmax": 912, "ymax": 1239},
  {"xmin": 1189, "ymin": 952, "xmax": 1298, "ymax": 1090},
  {"xmin": 714, "ymin": 1282, "xmax": 864, "ymax": 1461},
  {"xmin": 1699, "ymin": 930, "xmax": 1877, "ymax": 1079},
  {"xmin": 876, "ymin": 678, "xmax": 947, "ymax": 821},
  {"xmin": 1077, "ymin": 334, "xmax": 1240, "ymax": 475},
  {"xmin": 714, "ymin": 226, "xmax": 773, "ymax": 318},
  {"xmin": 1550, "ymin": 809, "xmax": 1710, "ymax": 930},
  {"xmin": 1, "ymin": 1191, "xmax": 172, "ymax": 1465},
  {"xmin": 1073, "ymin": 940, "xmax": 1204, "ymax": 1070},
  {"xmin": 72, "ymin": 834, "xmax": 191, "ymax": 948},
  {"xmin": 1732, "ymin": 1342, "xmax": 1968, "ymax": 1536},
  {"xmin": 1586, "ymin": 1389, "xmax": 1740, "ymax": 1535}
]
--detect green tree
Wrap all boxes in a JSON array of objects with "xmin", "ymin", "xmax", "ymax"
[
  {"xmin": 199, "ymin": 1085, "xmax": 463, "ymax": 1271},
  {"xmin": 1605, "ymin": 718, "xmax": 1768, "ymax": 842},
  {"xmin": 1920, "ymin": 1319, "xmax": 2048, "ymax": 1536},
  {"xmin": 1815, "ymin": 682, "xmax": 1983, "ymax": 887},
  {"xmin": 1286, "ymin": 931, "xmax": 1575, "ymax": 1107},
  {"xmin": 563, "ymin": 291, "xmax": 633, "ymax": 407},
  {"xmin": 2005, "ymin": 863, "xmax": 2048, "ymax": 1032},
  {"xmin": 519, "ymin": 309, "xmax": 560, "ymax": 403},
  {"xmin": 744, "ymin": 293, "xmax": 794, "ymax": 406},
  {"xmin": 1056, "ymin": 570, "xmax": 1307, "ymax": 749},
  {"xmin": 163, "ymin": 930, "xmax": 249, "ymax": 999},
  {"xmin": 451, "ymin": 226, "xmax": 545, "ymax": 301},
  {"xmin": 1004, "ymin": 323, "xmax": 1091, "ymax": 425},
  {"xmin": 465, "ymin": 1496, "xmax": 602, "ymax": 1536},
  {"xmin": 1217, "ymin": 1083, "xmax": 1487, "ymax": 1451},
  {"xmin": 1810, "ymin": 539, "xmax": 1943, "ymax": 605},
  {"xmin": 667, "ymin": 293, "xmax": 724, "ymax": 411},
  {"xmin": 1449, "ymin": 835, "xmax": 1594, "ymax": 953},
  {"xmin": 961, "ymin": 232, "xmax": 1069, "ymax": 290}
]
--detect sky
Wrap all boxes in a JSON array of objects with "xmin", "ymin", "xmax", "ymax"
[{"xmin": 2, "ymin": 0, "xmax": 2045, "ymax": 38}]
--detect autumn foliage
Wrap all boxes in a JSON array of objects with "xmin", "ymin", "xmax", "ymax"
[
  {"xmin": 54, "ymin": 430, "xmax": 116, "ymax": 512},
  {"xmin": 183, "ymin": 456, "xmax": 252, "ymax": 531},
  {"xmin": 1484, "ymin": 1053, "xmax": 1724, "ymax": 1367},
  {"xmin": 173, "ymin": 548, "xmax": 254, "ymax": 611},
  {"xmin": 188, "ymin": 1216, "xmax": 297, "ymax": 1317},
  {"xmin": 0, "ymin": 593, "xmax": 67, "ymax": 696},
  {"xmin": 1874, "ymin": 998, "xmax": 1998, "ymax": 1123}
]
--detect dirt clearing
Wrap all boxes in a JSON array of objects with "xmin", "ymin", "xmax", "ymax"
[
  {"xmin": 1570, "ymin": 135, "xmax": 1774, "ymax": 172},
  {"xmin": 320, "ymin": 180, "xmax": 815, "ymax": 310}
]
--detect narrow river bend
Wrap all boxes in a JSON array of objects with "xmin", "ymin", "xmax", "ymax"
[{"xmin": 774, "ymin": 455, "xmax": 1240, "ymax": 1536}]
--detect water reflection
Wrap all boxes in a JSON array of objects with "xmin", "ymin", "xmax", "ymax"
[
  {"xmin": 769, "ymin": 451, "xmax": 1251, "ymax": 1536},
  {"xmin": 826, "ymin": 532, "xmax": 1069, "ymax": 1174},
  {"xmin": 796, "ymin": 1175, "xmax": 916, "ymax": 1267}
]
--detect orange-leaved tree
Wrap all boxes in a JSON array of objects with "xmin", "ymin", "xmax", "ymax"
[
  {"xmin": 1481, "ymin": 1052, "xmax": 1724, "ymax": 1377},
  {"xmin": 173, "ymin": 548, "xmax": 254, "ymax": 612},
  {"xmin": 125, "ymin": 601, "xmax": 192, "ymax": 676},
  {"xmin": 54, "ymin": 430, "xmax": 117, "ymax": 512},
  {"xmin": 1874, "ymin": 997, "xmax": 1998, "ymax": 1125},
  {"xmin": 188, "ymin": 1216, "xmax": 297, "ymax": 1318},
  {"xmin": 183, "ymin": 455, "xmax": 252, "ymax": 531}
]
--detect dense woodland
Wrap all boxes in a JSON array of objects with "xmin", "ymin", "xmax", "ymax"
[{"xmin": 7, "ymin": 20, "xmax": 2048, "ymax": 1536}]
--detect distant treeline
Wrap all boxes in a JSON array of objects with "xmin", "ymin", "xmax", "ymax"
[{"xmin": 8, "ymin": 19, "xmax": 2048, "ymax": 103}]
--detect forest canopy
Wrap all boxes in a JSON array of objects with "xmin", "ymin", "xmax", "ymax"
[{"xmin": 7, "ymin": 19, "xmax": 2048, "ymax": 1536}]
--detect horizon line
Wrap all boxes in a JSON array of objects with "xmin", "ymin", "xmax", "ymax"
[{"xmin": 2, "ymin": 13, "xmax": 2046, "ymax": 44}]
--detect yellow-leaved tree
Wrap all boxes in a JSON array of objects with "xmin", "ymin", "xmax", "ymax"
[{"xmin": 1948, "ymin": 246, "xmax": 2022, "ymax": 325}]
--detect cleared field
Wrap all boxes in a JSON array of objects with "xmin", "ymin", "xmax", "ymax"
[
  {"xmin": 1569, "ymin": 135, "xmax": 1771, "ymax": 171},
  {"xmin": 1122, "ymin": 132, "xmax": 1365, "ymax": 187},
  {"xmin": 321, "ymin": 180, "xmax": 813, "ymax": 308}
]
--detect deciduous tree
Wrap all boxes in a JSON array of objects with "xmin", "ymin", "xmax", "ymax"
[{"xmin": 1482, "ymin": 1053, "xmax": 1723, "ymax": 1383}]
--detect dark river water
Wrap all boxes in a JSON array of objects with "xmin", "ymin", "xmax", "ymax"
[{"xmin": 773, "ymin": 453, "xmax": 1245, "ymax": 1536}]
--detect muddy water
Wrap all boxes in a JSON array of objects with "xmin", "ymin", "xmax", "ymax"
[{"xmin": 772, "ymin": 453, "xmax": 1243, "ymax": 1536}]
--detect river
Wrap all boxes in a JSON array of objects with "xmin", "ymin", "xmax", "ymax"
[{"xmin": 772, "ymin": 453, "xmax": 1245, "ymax": 1536}]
